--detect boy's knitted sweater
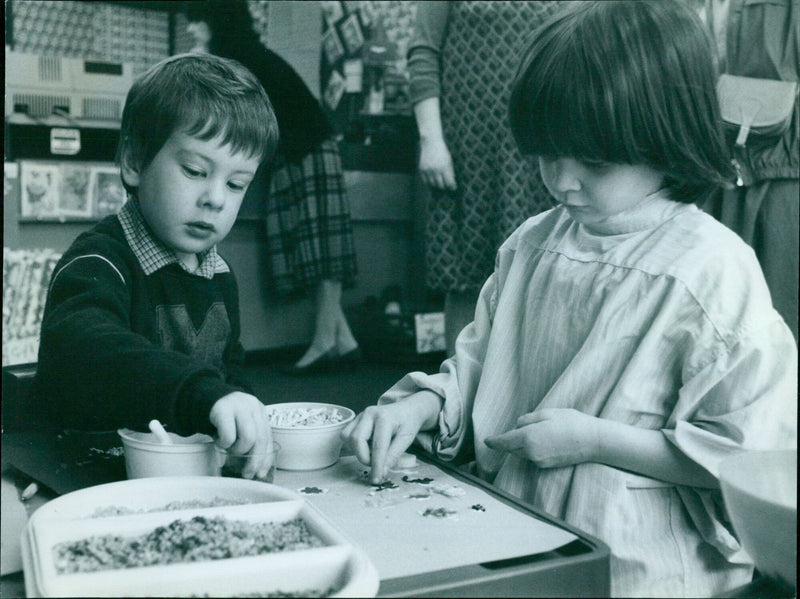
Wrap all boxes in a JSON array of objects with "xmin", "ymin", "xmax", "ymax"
[{"xmin": 32, "ymin": 209, "xmax": 250, "ymax": 436}]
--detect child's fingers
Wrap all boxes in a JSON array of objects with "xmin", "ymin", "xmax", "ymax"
[
  {"xmin": 346, "ymin": 412, "xmax": 377, "ymax": 468},
  {"xmin": 368, "ymin": 416, "xmax": 394, "ymax": 483},
  {"xmin": 383, "ymin": 431, "xmax": 417, "ymax": 474},
  {"xmin": 485, "ymin": 430, "xmax": 524, "ymax": 452},
  {"xmin": 213, "ymin": 413, "xmax": 237, "ymax": 449},
  {"xmin": 228, "ymin": 413, "xmax": 257, "ymax": 455},
  {"xmin": 246, "ymin": 426, "xmax": 273, "ymax": 480},
  {"xmin": 516, "ymin": 408, "xmax": 557, "ymax": 427}
]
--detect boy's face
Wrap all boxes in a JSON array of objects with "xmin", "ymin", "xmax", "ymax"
[
  {"xmin": 122, "ymin": 130, "xmax": 260, "ymax": 267},
  {"xmin": 538, "ymin": 156, "xmax": 664, "ymax": 227}
]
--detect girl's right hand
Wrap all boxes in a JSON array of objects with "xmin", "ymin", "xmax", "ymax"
[
  {"xmin": 341, "ymin": 391, "xmax": 442, "ymax": 484},
  {"xmin": 418, "ymin": 136, "xmax": 457, "ymax": 192}
]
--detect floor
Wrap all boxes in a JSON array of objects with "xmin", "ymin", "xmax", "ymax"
[{"xmin": 242, "ymin": 354, "xmax": 441, "ymax": 416}]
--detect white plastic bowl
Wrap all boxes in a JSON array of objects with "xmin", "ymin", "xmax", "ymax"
[
  {"xmin": 118, "ymin": 428, "xmax": 217, "ymax": 478},
  {"xmin": 266, "ymin": 402, "xmax": 356, "ymax": 471},
  {"xmin": 719, "ymin": 449, "xmax": 797, "ymax": 588}
]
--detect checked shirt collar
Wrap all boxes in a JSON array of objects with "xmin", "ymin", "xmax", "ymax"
[{"xmin": 117, "ymin": 199, "xmax": 229, "ymax": 279}]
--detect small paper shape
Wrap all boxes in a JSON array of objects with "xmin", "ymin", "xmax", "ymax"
[{"xmin": 414, "ymin": 312, "xmax": 446, "ymax": 354}]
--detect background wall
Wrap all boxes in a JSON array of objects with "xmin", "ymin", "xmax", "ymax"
[{"xmin": 4, "ymin": 0, "xmax": 426, "ymax": 354}]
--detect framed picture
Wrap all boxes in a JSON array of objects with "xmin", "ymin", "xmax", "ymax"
[
  {"xmin": 339, "ymin": 13, "xmax": 364, "ymax": 55},
  {"xmin": 324, "ymin": 69, "xmax": 346, "ymax": 111},
  {"xmin": 323, "ymin": 27, "xmax": 345, "ymax": 65},
  {"xmin": 91, "ymin": 166, "xmax": 126, "ymax": 218},
  {"xmin": 58, "ymin": 164, "xmax": 93, "ymax": 218},
  {"xmin": 20, "ymin": 161, "xmax": 60, "ymax": 220},
  {"xmin": 359, "ymin": 1, "xmax": 377, "ymax": 27},
  {"xmin": 321, "ymin": 0, "xmax": 344, "ymax": 28}
]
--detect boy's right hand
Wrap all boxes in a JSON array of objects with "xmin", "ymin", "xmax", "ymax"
[
  {"xmin": 209, "ymin": 391, "xmax": 273, "ymax": 479},
  {"xmin": 341, "ymin": 391, "xmax": 443, "ymax": 484}
]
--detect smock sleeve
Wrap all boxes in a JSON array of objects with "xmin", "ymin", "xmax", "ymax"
[
  {"xmin": 665, "ymin": 318, "xmax": 797, "ymax": 559},
  {"xmin": 407, "ymin": 0, "xmax": 451, "ymax": 104},
  {"xmin": 378, "ymin": 271, "xmax": 499, "ymax": 461}
]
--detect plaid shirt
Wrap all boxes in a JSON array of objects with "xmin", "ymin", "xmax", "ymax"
[{"xmin": 117, "ymin": 200, "xmax": 229, "ymax": 280}]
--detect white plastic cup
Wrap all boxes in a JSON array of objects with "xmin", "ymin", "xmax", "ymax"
[{"xmin": 118, "ymin": 429, "xmax": 217, "ymax": 479}]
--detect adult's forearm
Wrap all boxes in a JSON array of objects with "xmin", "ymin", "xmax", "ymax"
[{"xmin": 414, "ymin": 96, "xmax": 446, "ymax": 143}]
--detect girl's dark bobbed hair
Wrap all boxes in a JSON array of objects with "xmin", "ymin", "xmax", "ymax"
[{"xmin": 509, "ymin": 0, "xmax": 735, "ymax": 204}]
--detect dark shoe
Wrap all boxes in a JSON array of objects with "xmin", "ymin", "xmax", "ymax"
[{"xmin": 282, "ymin": 347, "xmax": 363, "ymax": 376}]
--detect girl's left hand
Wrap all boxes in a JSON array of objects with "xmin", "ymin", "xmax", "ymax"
[{"xmin": 484, "ymin": 408, "xmax": 600, "ymax": 469}]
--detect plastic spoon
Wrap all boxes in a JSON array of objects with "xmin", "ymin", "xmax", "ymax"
[{"xmin": 148, "ymin": 419, "xmax": 173, "ymax": 444}]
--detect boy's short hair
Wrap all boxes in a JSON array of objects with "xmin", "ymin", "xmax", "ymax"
[
  {"xmin": 509, "ymin": 0, "xmax": 735, "ymax": 204},
  {"xmin": 118, "ymin": 53, "xmax": 279, "ymax": 192}
]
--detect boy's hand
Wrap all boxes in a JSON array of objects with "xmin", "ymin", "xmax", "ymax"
[
  {"xmin": 341, "ymin": 391, "xmax": 442, "ymax": 484},
  {"xmin": 484, "ymin": 408, "xmax": 600, "ymax": 469},
  {"xmin": 210, "ymin": 391, "xmax": 273, "ymax": 479}
]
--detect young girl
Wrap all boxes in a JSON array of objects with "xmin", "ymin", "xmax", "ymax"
[{"xmin": 341, "ymin": 2, "xmax": 798, "ymax": 596}]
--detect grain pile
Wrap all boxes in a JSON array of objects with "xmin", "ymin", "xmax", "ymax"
[{"xmin": 54, "ymin": 516, "xmax": 323, "ymax": 574}]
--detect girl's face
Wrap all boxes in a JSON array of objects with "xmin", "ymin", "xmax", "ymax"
[
  {"xmin": 538, "ymin": 157, "xmax": 665, "ymax": 226},
  {"xmin": 186, "ymin": 20, "xmax": 212, "ymax": 53},
  {"xmin": 121, "ymin": 130, "xmax": 260, "ymax": 270}
]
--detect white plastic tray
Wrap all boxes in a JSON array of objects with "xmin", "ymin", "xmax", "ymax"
[
  {"xmin": 28, "ymin": 476, "xmax": 299, "ymax": 520},
  {"xmin": 22, "ymin": 477, "xmax": 379, "ymax": 597}
]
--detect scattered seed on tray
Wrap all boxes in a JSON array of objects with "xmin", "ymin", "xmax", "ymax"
[
  {"xmin": 421, "ymin": 507, "xmax": 458, "ymax": 519},
  {"xmin": 371, "ymin": 480, "xmax": 398, "ymax": 491},
  {"xmin": 402, "ymin": 476, "xmax": 434, "ymax": 485}
]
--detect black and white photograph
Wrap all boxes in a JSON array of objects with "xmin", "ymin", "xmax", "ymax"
[
  {"xmin": 2, "ymin": 1, "xmax": 797, "ymax": 598},
  {"xmin": 91, "ymin": 165, "xmax": 126, "ymax": 218},
  {"xmin": 58, "ymin": 164, "xmax": 93, "ymax": 219},
  {"xmin": 339, "ymin": 13, "xmax": 365, "ymax": 56},
  {"xmin": 19, "ymin": 161, "xmax": 60, "ymax": 220},
  {"xmin": 322, "ymin": 25, "xmax": 345, "ymax": 65},
  {"xmin": 320, "ymin": 0, "xmax": 344, "ymax": 29}
]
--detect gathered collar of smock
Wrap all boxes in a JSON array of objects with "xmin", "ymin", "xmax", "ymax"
[{"xmin": 563, "ymin": 194, "xmax": 693, "ymax": 253}]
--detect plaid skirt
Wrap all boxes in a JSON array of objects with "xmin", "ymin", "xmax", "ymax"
[{"xmin": 266, "ymin": 139, "xmax": 357, "ymax": 295}]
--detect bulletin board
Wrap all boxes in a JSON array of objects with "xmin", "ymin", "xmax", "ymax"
[
  {"xmin": 17, "ymin": 160, "xmax": 126, "ymax": 223},
  {"xmin": 319, "ymin": 1, "xmax": 417, "ymax": 136}
]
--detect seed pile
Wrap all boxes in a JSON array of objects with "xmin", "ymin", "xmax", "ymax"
[{"xmin": 54, "ymin": 516, "xmax": 323, "ymax": 574}]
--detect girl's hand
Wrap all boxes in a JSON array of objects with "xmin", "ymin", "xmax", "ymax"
[
  {"xmin": 341, "ymin": 391, "xmax": 442, "ymax": 484},
  {"xmin": 418, "ymin": 135, "xmax": 457, "ymax": 191},
  {"xmin": 210, "ymin": 392, "xmax": 273, "ymax": 479},
  {"xmin": 484, "ymin": 408, "xmax": 600, "ymax": 469}
]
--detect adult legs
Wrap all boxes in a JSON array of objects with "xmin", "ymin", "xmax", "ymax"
[
  {"xmin": 751, "ymin": 180, "xmax": 799, "ymax": 342},
  {"xmin": 294, "ymin": 278, "xmax": 359, "ymax": 368}
]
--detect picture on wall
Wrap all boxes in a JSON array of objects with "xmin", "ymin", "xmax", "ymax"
[
  {"xmin": 58, "ymin": 164, "xmax": 93, "ymax": 219},
  {"xmin": 324, "ymin": 69, "xmax": 346, "ymax": 111},
  {"xmin": 321, "ymin": 0, "xmax": 344, "ymax": 28},
  {"xmin": 18, "ymin": 161, "xmax": 126, "ymax": 221},
  {"xmin": 339, "ymin": 13, "xmax": 365, "ymax": 55},
  {"xmin": 20, "ymin": 161, "xmax": 61, "ymax": 220},
  {"xmin": 92, "ymin": 166, "xmax": 126, "ymax": 218},
  {"xmin": 323, "ymin": 26, "xmax": 345, "ymax": 65}
]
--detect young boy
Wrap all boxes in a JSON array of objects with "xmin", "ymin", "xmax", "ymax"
[{"xmin": 32, "ymin": 53, "xmax": 280, "ymax": 478}]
